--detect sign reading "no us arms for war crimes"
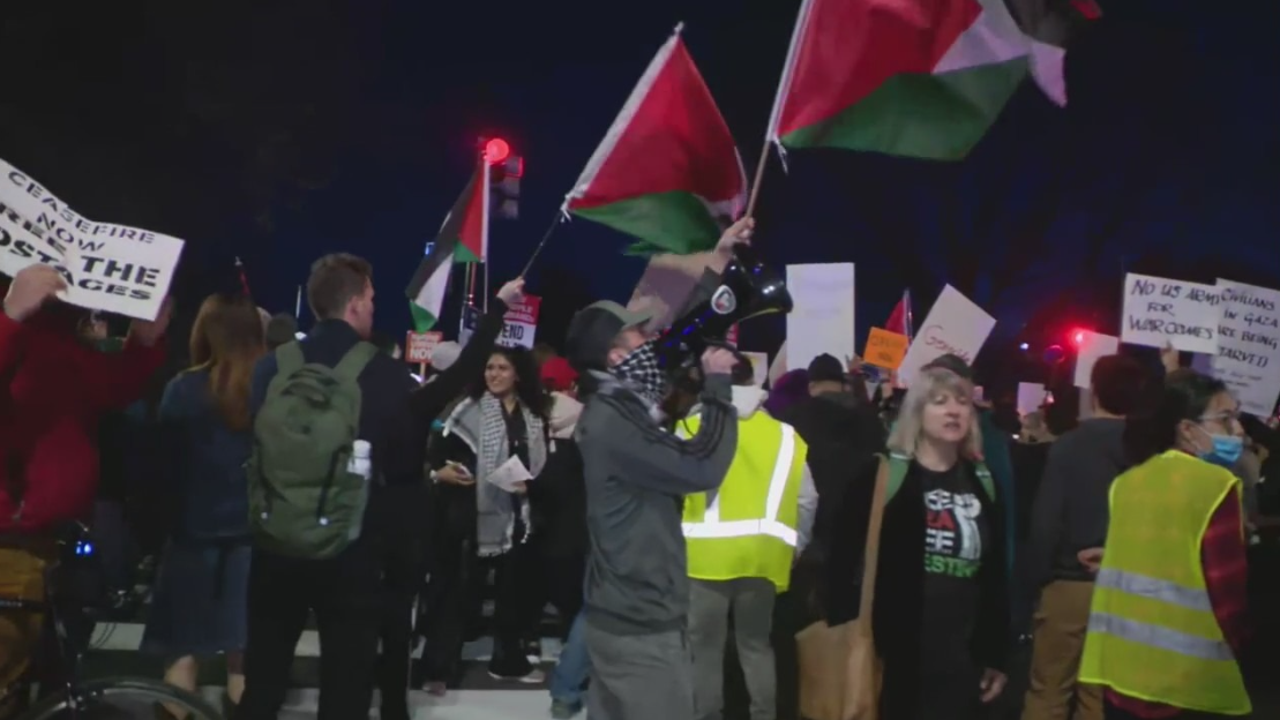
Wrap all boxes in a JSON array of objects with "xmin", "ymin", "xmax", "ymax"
[
  {"xmin": 0, "ymin": 158, "xmax": 185, "ymax": 320},
  {"xmin": 1121, "ymin": 273, "xmax": 1221, "ymax": 355}
]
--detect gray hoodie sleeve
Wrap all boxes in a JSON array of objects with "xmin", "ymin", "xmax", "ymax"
[{"xmin": 594, "ymin": 374, "xmax": 738, "ymax": 494}]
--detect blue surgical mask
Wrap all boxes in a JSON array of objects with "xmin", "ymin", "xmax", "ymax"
[{"xmin": 1196, "ymin": 426, "xmax": 1244, "ymax": 468}]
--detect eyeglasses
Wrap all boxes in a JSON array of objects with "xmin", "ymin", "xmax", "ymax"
[{"xmin": 1199, "ymin": 410, "xmax": 1241, "ymax": 424}]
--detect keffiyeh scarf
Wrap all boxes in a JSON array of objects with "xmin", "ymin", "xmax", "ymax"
[
  {"xmin": 613, "ymin": 341, "xmax": 667, "ymax": 407},
  {"xmin": 447, "ymin": 394, "xmax": 546, "ymax": 556}
]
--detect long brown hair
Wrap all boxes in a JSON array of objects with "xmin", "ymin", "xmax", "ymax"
[{"xmin": 189, "ymin": 293, "xmax": 265, "ymax": 431}]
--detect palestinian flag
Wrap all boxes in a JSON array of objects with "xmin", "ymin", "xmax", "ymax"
[
  {"xmin": 407, "ymin": 156, "xmax": 489, "ymax": 331},
  {"xmin": 885, "ymin": 288, "xmax": 915, "ymax": 343},
  {"xmin": 563, "ymin": 23, "xmax": 747, "ymax": 256},
  {"xmin": 767, "ymin": 0, "xmax": 1101, "ymax": 161}
]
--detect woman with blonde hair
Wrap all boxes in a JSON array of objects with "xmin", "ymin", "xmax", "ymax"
[
  {"xmin": 142, "ymin": 293, "xmax": 265, "ymax": 717},
  {"xmin": 822, "ymin": 365, "xmax": 1010, "ymax": 719}
]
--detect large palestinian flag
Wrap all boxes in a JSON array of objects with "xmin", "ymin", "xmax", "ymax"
[
  {"xmin": 767, "ymin": 0, "xmax": 1100, "ymax": 161},
  {"xmin": 563, "ymin": 24, "xmax": 747, "ymax": 256},
  {"xmin": 406, "ymin": 156, "xmax": 489, "ymax": 331}
]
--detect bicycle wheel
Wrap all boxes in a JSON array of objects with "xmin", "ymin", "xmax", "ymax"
[{"xmin": 19, "ymin": 676, "xmax": 223, "ymax": 719}]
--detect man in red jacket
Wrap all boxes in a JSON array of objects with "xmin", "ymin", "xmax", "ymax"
[{"xmin": 0, "ymin": 265, "xmax": 169, "ymax": 711}]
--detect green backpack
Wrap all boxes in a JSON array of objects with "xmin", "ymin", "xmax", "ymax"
[
  {"xmin": 884, "ymin": 452, "xmax": 995, "ymax": 502},
  {"xmin": 247, "ymin": 341, "xmax": 377, "ymax": 559}
]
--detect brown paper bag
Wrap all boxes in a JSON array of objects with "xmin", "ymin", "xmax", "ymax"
[{"xmin": 796, "ymin": 457, "xmax": 889, "ymax": 720}]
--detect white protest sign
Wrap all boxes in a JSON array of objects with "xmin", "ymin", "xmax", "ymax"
[
  {"xmin": 1212, "ymin": 279, "xmax": 1280, "ymax": 417},
  {"xmin": 1017, "ymin": 382, "xmax": 1046, "ymax": 416},
  {"xmin": 0, "ymin": 159, "xmax": 184, "ymax": 320},
  {"xmin": 786, "ymin": 263, "xmax": 855, "ymax": 373},
  {"xmin": 405, "ymin": 330, "xmax": 442, "ymax": 364},
  {"xmin": 1073, "ymin": 331, "xmax": 1120, "ymax": 388},
  {"xmin": 897, "ymin": 285, "xmax": 996, "ymax": 386},
  {"xmin": 1121, "ymin": 273, "xmax": 1220, "ymax": 354},
  {"xmin": 498, "ymin": 295, "xmax": 540, "ymax": 349}
]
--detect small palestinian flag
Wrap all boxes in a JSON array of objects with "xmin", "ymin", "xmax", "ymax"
[
  {"xmin": 407, "ymin": 156, "xmax": 489, "ymax": 332},
  {"xmin": 767, "ymin": 0, "xmax": 1100, "ymax": 161},
  {"xmin": 563, "ymin": 23, "xmax": 746, "ymax": 256}
]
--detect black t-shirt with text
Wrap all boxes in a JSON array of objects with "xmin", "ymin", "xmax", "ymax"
[{"xmin": 919, "ymin": 462, "xmax": 991, "ymax": 678}]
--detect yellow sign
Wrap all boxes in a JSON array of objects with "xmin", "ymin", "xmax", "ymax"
[{"xmin": 864, "ymin": 328, "xmax": 909, "ymax": 370}]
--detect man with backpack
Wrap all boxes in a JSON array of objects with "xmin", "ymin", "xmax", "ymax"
[{"xmin": 238, "ymin": 253, "xmax": 427, "ymax": 720}]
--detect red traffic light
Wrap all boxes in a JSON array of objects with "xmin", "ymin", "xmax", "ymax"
[
  {"xmin": 484, "ymin": 138, "xmax": 510, "ymax": 165},
  {"xmin": 1071, "ymin": 329, "xmax": 1088, "ymax": 346}
]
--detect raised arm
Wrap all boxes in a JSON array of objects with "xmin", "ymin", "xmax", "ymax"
[
  {"xmin": 626, "ymin": 217, "xmax": 753, "ymax": 333},
  {"xmin": 80, "ymin": 333, "xmax": 167, "ymax": 412},
  {"xmin": 593, "ymin": 372, "xmax": 738, "ymax": 494},
  {"xmin": 1, "ymin": 265, "xmax": 68, "ymax": 375},
  {"xmin": 410, "ymin": 278, "xmax": 523, "ymax": 421},
  {"xmin": 81, "ymin": 298, "xmax": 172, "ymax": 412}
]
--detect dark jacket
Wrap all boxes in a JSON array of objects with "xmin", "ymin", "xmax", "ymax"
[
  {"xmin": 825, "ymin": 456, "xmax": 1010, "ymax": 717},
  {"xmin": 1021, "ymin": 418, "xmax": 1128, "ymax": 595},
  {"xmin": 528, "ymin": 434, "xmax": 587, "ymax": 560},
  {"xmin": 159, "ymin": 369, "xmax": 253, "ymax": 541},
  {"xmin": 251, "ymin": 319, "xmax": 425, "ymax": 497},
  {"xmin": 978, "ymin": 410, "xmax": 1016, "ymax": 575},
  {"xmin": 1009, "ymin": 440, "xmax": 1052, "ymax": 543},
  {"xmin": 576, "ymin": 371, "xmax": 737, "ymax": 635},
  {"xmin": 777, "ymin": 390, "xmax": 886, "ymax": 561},
  {"xmin": 425, "ymin": 427, "xmax": 482, "ymax": 546}
]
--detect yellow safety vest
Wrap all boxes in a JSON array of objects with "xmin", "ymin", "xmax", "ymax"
[
  {"xmin": 679, "ymin": 411, "xmax": 807, "ymax": 592},
  {"xmin": 1078, "ymin": 450, "xmax": 1250, "ymax": 715}
]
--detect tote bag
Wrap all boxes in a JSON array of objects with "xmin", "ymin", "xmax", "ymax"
[{"xmin": 796, "ymin": 456, "xmax": 888, "ymax": 720}]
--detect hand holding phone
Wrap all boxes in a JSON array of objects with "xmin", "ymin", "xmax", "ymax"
[{"xmin": 436, "ymin": 462, "xmax": 475, "ymax": 486}]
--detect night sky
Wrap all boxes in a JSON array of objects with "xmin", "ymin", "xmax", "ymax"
[{"xmin": 3, "ymin": 0, "xmax": 1277, "ymax": 379}]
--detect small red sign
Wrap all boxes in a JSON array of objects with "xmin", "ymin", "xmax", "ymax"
[{"xmin": 405, "ymin": 331, "xmax": 442, "ymax": 363}]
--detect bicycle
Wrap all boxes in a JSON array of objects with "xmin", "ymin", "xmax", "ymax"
[{"xmin": 0, "ymin": 523, "xmax": 222, "ymax": 719}]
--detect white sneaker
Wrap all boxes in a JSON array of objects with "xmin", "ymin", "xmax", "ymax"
[{"xmin": 488, "ymin": 667, "xmax": 546, "ymax": 684}]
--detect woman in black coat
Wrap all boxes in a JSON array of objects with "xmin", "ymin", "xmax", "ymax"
[{"xmin": 824, "ymin": 365, "xmax": 1011, "ymax": 720}]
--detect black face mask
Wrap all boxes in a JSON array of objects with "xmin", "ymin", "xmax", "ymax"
[{"xmin": 613, "ymin": 341, "xmax": 666, "ymax": 406}]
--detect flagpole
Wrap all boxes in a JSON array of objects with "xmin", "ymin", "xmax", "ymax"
[
  {"xmin": 748, "ymin": 0, "xmax": 815, "ymax": 218},
  {"xmin": 744, "ymin": 138, "xmax": 771, "ymax": 218},
  {"xmin": 519, "ymin": 212, "xmax": 567, "ymax": 278},
  {"xmin": 904, "ymin": 288, "xmax": 914, "ymax": 344},
  {"xmin": 480, "ymin": 146, "xmax": 491, "ymax": 311}
]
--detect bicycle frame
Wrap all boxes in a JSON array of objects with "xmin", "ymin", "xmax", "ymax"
[{"xmin": 0, "ymin": 530, "xmax": 107, "ymax": 717}]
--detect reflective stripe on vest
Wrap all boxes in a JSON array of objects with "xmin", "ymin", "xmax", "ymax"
[
  {"xmin": 1095, "ymin": 568, "xmax": 1213, "ymax": 613},
  {"xmin": 681, "ymin": 423, "xmax": 798, "ymax": 547},
  {"xmin": 1087, "ymin": 613, "xmax": 1234, "ymax": 662}
]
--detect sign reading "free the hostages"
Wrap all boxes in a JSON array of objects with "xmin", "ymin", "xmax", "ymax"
[{"xmin": 0, "ymin": 159, "xmax": 185, "ymax": 321}]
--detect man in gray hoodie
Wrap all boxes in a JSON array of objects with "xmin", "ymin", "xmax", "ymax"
[{"xmin": 566, "ymin": 299, "xmax": 739, "ymax": 720}]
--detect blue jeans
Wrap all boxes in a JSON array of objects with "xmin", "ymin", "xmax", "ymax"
[{"xmin": 549, "ymin": 612, "xmax": 590, "ymax": 706}]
